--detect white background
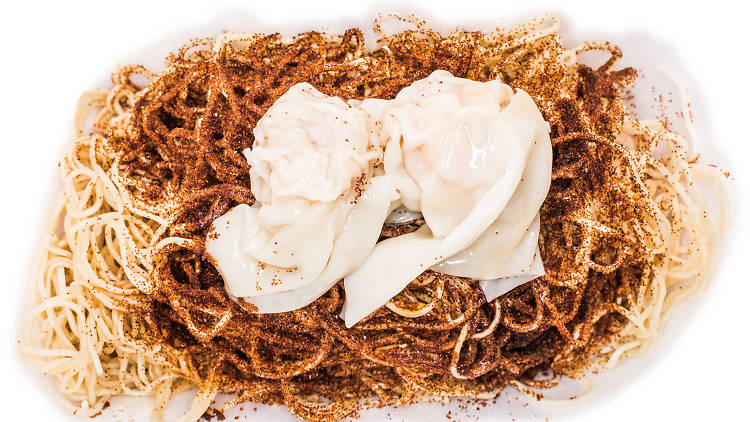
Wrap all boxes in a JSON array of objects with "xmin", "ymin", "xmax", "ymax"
[{"xmin": 1, "ymin": 1, "xmax": 748, "ymax": 421}]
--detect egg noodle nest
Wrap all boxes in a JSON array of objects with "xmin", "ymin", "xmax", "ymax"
[{"xmin": 20, "ymin": 15, "xmax": 726, "ymax": 422}]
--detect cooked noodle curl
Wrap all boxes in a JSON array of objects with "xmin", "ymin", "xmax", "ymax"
[{"xmin": 20, "ymin": 15, "xmax": 727, "ymax": 421}]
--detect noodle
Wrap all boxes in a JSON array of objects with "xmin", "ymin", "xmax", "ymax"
[{"xmin": 18, "ymin": 15, "xmax": 728, "ymax": 421}]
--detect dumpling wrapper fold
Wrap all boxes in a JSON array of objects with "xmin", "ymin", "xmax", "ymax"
[{"xmin": 342, "ymin": 85, "xmax": 548, "ymax": 327}]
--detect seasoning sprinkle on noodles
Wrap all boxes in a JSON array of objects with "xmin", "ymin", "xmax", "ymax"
[{"xmin": 19, "ymin": 14, "xmax": 729, "ymax": 422}]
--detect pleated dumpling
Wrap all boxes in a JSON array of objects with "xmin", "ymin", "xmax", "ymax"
[
  {"xmin": 342, "ymin": 71, "xmax": 551, "ymax": 327},
  {"xmin": 207, "ymin": 83, "xmax": 394, "ymax": 312}
]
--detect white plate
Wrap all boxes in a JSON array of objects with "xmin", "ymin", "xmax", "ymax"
[{"xmin": 3, "ymin": 1, "xmax": 748, "ymax": 421}]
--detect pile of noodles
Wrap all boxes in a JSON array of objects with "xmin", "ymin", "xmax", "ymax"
[{"xmin": 19, "ymin": 15, "xmax": 729, "ymax": 422}]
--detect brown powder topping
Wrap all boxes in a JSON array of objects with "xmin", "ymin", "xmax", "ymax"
[{"xmin": 104, "ymin": 17, "xmax": 662, "ymax": 422}]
